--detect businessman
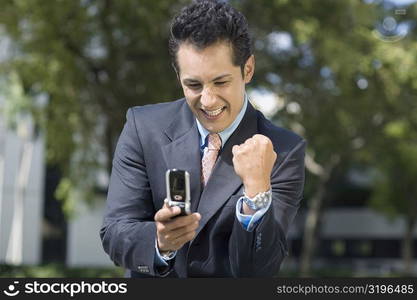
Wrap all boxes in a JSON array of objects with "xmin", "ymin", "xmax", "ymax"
[{"xmin": 100, "ymin": 0, "xmax": 305, "ymax": 278}]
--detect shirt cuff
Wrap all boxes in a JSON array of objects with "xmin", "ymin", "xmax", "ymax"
[
  {"xmin": 235, "ymin": 194, "xmax": 272, "ymax": 232},
  {"xmin": 154, "ymin": 239, "xmax": 177, "ymax": 267}
]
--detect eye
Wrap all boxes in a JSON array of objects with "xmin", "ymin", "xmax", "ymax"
[
  {"xmin": 187, "ymin": 83, "xmax": 202, "ymax": 90},
  {"xmin": 215, "ymin": 81, "xmax": 227, "ymax": 86}
]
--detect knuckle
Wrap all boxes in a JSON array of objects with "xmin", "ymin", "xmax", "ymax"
[
  {"xmin": 162, "ymin": 224, "xmax": 170, "ymax": 234},
  {"xmin": 156, "ymin": 222, "xmax": 163, "ymax": 232},
  {"xmin": 257, "ymin": 136, "xmax": 267, "ymax": 145}
]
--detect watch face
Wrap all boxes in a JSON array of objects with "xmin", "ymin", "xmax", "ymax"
[{"xmin": 244, "ymin": 190, "xmax": 271, "ymax": 210}]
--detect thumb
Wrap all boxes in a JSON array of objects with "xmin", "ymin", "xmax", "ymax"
[{"xmin": 163, "ymin": 198, "xmax": 169, "ymax": 208}]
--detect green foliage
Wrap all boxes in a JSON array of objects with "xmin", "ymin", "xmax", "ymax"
[{"xmin": 0, "ymin": 0, "xmax": 187, "ymax": 211}]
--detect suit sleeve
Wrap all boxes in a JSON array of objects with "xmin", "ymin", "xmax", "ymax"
[
  {"xmin": 228, "ymin": 138, "xmax": 306, "ymax": 277},
  {"xmin": 100, "ymin": 108, "xmax": 169, "ymax": 277}
]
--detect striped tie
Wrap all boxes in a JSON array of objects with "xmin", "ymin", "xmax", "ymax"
[{"xmin": 201, "ymin": 133, "xmax": 221, "ymax": 186}]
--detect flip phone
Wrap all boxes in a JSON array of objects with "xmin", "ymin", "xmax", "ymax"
[{"xmin": 165, "ymin": 169, "xmax": 191, "ymax": 216}]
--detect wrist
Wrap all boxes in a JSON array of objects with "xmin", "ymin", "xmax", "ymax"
[
  {"xmin": 243, "ymin": 181, "xmax": 270, "ymax": 198},
  {"xmin": 155, "ymin": 239, "xmax": 176, "ymax": 261},
  {"xmin": 160, "ymin": 250, "xmax": 176, "ymax": 261},
  {"xmin": 242, "ymin": 189, "xmax": 272, "ymax": 211},
  {"xmin": 157, "ymin": 239, "xmax": 171, "ymax": 253}
]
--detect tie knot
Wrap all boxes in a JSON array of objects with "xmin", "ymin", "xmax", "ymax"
[{"xmin": 207, "ymin": 133, "xmax": 221, "ymax": 151}]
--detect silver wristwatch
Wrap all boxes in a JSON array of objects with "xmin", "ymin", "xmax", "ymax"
[
  {"xmin": 243, "ymin": 189, "xmax": 272, "ymax": 210},
  {"xmin": 160, "ymin": 250, "xmax": 176, "ymax": 260}
]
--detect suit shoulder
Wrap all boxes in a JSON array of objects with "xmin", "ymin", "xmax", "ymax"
[
  {"xmin": 125, "ymin": 98, "xmax": 189, "ymax": 132},
  {"xmin": 128, "ymin": 98, "xmax": 185, "ymax": 120}
]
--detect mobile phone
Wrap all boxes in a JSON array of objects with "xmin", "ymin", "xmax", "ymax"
[{"xmin": 165, "ymin": 169, "xmax": 191, "ymax": 216}]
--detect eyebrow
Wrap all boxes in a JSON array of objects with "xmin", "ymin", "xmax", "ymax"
[{"xmin": 183, "ymin": 73, "xmax": 232, "ymax": 84}]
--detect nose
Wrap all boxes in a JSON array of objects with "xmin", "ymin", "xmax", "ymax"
[{"xmin": 200, "ymin": 87, "xmax": 217, "ymax": 109}]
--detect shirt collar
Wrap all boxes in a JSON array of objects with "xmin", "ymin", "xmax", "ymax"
[{"xmin": 196, "ymin": 93, "xmax": 249, "ymax": 150}]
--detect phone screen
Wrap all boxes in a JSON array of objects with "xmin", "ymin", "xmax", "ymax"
[{"xmin": 169, "ymin": 170, "xmax": 186, "ymax": 202}]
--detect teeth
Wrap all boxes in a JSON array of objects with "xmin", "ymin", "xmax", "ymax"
[{"xmin": 204, "ymin": 107, "xmax": 223, "ymax": 116}]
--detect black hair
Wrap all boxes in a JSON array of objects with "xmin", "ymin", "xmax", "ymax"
[{"xmin": 169, "ymin": 0, "xmax": 253, "ymax": 76}]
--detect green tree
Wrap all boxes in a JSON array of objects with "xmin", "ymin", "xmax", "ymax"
[
  {"xmin": 0, "ymin": 0, "xmax": 187, "ymax": 213},
  {"xmin": 368, "ymin": 38, "xmax": 417, "ymax": 273},
  {"xmin": 237, "ymin": 0, "xmax": 417, "ymax": 275}
]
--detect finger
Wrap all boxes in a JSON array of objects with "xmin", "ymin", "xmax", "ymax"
[
  {"xmin": 243, "ymin": 138, "xmax": 253, "ymax": 145},
  {"xmin": 164, "ymin": 221, "xmax": 199, "ymax": 241},
  {"xmin": 154, "ymin": 205, "xmax": 181, "ymax": 222},
  {"xmin": 253, "ymin": 134, "xmax": 266, "ymax": 140},
  {"xmin": 171, "ymin": 229, "xmax": 197, "ymax": 246},
  {"xmin": 163, "ymin": 213, "xmax": 201, "ymax": 231},
  {"xmin": 256, "ymin": 134, "xmax": 271, "ymax": 146}
]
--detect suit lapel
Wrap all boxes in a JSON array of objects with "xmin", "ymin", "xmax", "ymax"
[
  {"xmin": 194, "ymin": 103, "xmax": 258, "ymax": 239},
  {"xmin": 162, "ymin": 101, "xmax": 201, "ymax": 211}
]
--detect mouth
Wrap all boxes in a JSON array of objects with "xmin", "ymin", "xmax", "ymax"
[{"xmin": 200, "ymin": 106, "xmax": 226, "ymax": 120}]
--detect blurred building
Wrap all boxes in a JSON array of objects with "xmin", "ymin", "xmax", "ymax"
[
  {"xmin": 283, "ymin": 169, "xmax": 417, "ymax": 276},
  {"xmin": 0, "ymin": 114, "xmax": 112, "ymax": 268},
  {"xmin": 0, "ymin": 117, "xmax": 44, "ymax": 265}
]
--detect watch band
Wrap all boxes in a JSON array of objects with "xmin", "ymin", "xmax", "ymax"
[
  {"xmin": 160, "ymin": 250, "xmax": 176, "ymax": 260},
  {"xmin": 243, "ymin": 189, "xmax": 272, "ymax": 210}
]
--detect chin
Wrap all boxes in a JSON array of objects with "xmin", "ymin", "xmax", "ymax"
[
  {"xmin": 205, "ymin": 126, "xmax": 221, "ymax": 133},
  {"xmin": 205, "ymin": 124, "xmax": 224, "ymax": 133}
]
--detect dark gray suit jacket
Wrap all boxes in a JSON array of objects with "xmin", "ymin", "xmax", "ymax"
[{"xmin": 100, "ymin": 98, "xmax": 305, "ymax": 278}]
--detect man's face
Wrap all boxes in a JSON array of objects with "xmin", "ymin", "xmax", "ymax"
[{"xmin": 176, "ymin": 41, "xmax": 254, "ymax": 133}]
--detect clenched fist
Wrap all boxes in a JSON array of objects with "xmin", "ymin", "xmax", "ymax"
[{"xmin": 232, "ymin": 134, "xmax": 277, "ymax": 199}]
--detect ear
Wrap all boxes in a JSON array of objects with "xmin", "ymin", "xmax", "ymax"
[{"xmin": 243, "ymin": 55, "xmax": 255, "ymax": 84}]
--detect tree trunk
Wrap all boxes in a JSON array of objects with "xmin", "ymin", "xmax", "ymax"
[
  {"xmin": 299, "ymin": 154, "xmax": 340, "ymax": 277},
  {"xmin": 402, "ymin": 216, "xmax": 416, "ymax": 275},
  {"xmin": 299, "ymin": 175, "xmax": 326, "ymax": 277}
]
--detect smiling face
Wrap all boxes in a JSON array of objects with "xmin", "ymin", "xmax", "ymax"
[{"xmin": 176, "ymin": 41, "xmax": 255, "ymax": 133}]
